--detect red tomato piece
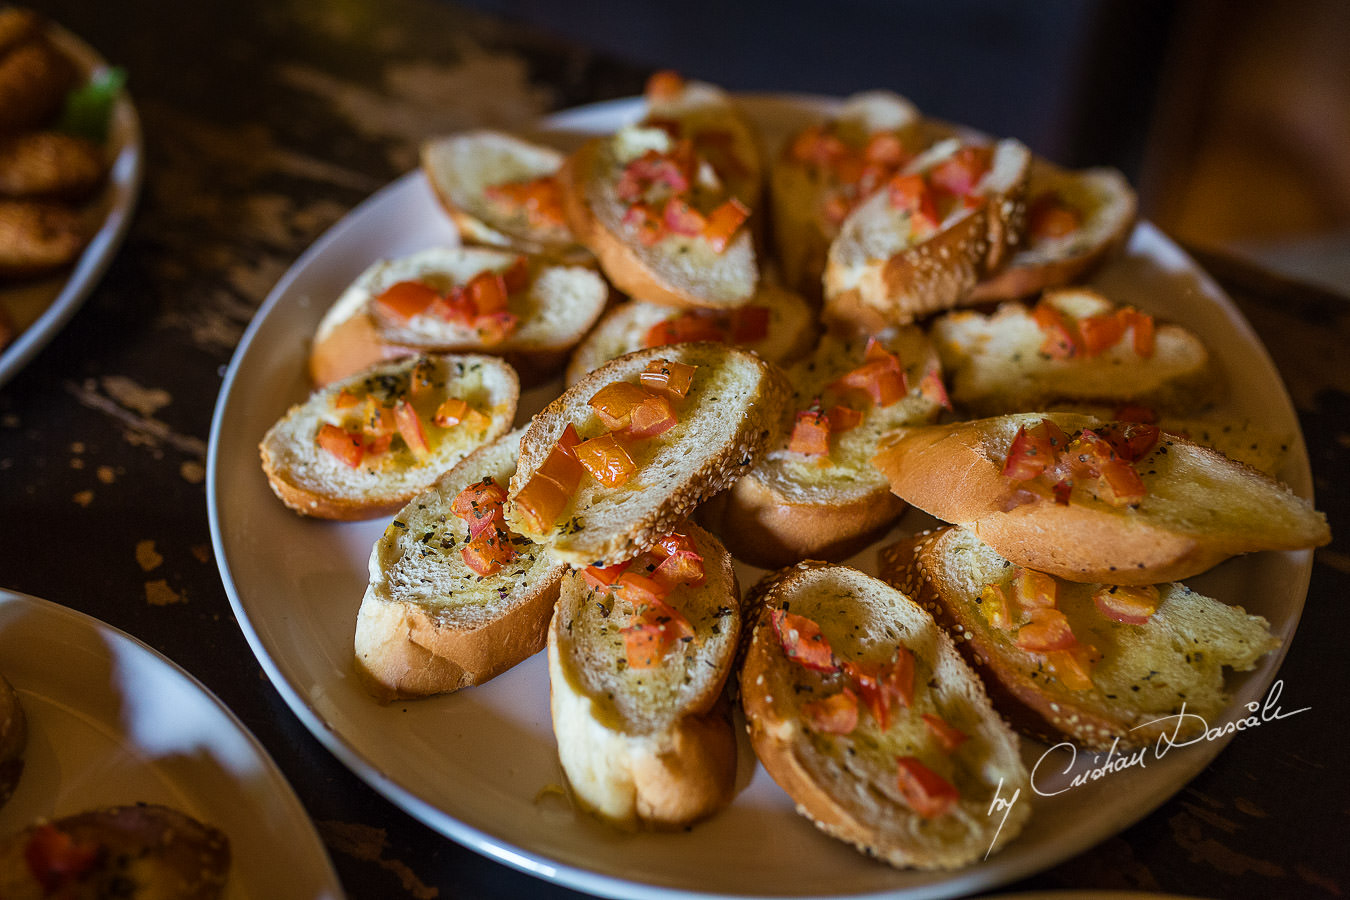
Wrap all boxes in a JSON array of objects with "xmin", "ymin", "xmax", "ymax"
[
  {"xmin": 575, "ymin": 431, "xmax": 637, "ymax": 487},
  {"xmin": 588, "ymin": 381, "xmax": 651, "ymax": 431},
  {"xmin": 317, "ymin": 423, "xmax": 364, "ymax": 468},
  {"xmin": 918, "ymin": 368, "xmax": 952, "ymax": 410},
  {"xmin": 1098, "ymin": 421, "xmax": 1160, "ymax": 463},
  {"xmin": 394, "ymin": 400, "xmax": 430, "ymax": 459},
  {"xmin": 788, "ymin": 409, "xmax": 832, "ymax": 456},
  {"xmin": 461, "ymin": 523, "xmax": 517, "ymax": 576},
  {"xmin": 1032, "ymin": 301, "xmax": 1080, "ymax": 360},
  {"xmin": 652, "ymin": 549, "xmax": 706, "ymax": 591},
  {"xmin": 888, "ymin": 172, "xmax": 940, "ymax": 232},
  {"xmin": 24, "ymin": 824, "xmax": 101, "ymax": 894},
  {"xmin": 922, "ymin": 713, "xmax": 969, "ymax": 754},
  {"xmin": 927, "ymin": 145, "xmax": 993, "ymax": 196},
  {"xmin": 1093, "ymin": 584, "xmax": 1160, "ymax": 625},
  {"xmin": 432, "ymin": 397, "xmax": 469, "ymax": 428},
  {"xmin": 788, "ymin": 124, "xmax": 849, "ymax": 168},
  {"xmin": 979, "ymin": 582, "xmax": 1015, "ymax": 630},
  {"xmin": 803, "ymin": 688, "xmax": 860, "ymax": 735},
  {"xmin": 643, "ymin": 311, "xmax": 727, "ymax": 348},
  {"xmin": 662, "ymin": 196, "xmax": 706, "ymax": 236},
  {"xmin": 895, "ymin": 756, "xmax": 960, "ymax": 819},
  {"xmin": 645, "ymin": 69, "xmax": 685, "ymax": 101},
  {"xmin": 452, "ymin": 478, "xmax": 508, "ymax": 538},
  {"xmin": 582, "ymin": 560, "xmax": 629, "ymax": 590},
  {"xmin": 1001, "ymin": 424, "xmax": 1052, "ymax": 481},
  {"xmin": 622, "ymin": 621, "xmax": 666, "ymax": 668},
  {"xmin": 863, "ymin": 131, "xmax": 908, "ymax": 167},
  {"xmin": 639, "ymin": 358, "xmax": 697, "ymax": 400},
  {"xmin": 770, "ymin": 609, "xmax": 838, "ymax": 673},
  {"xmin": 623, "ymin": 393, "xmax": 679, "ymax": 439},
  {"xmin": 1027, "ymin": 191, "xmax": 1080, "ymax": 240},
  {"xmin": 374, "ymin": 280, "xmax": 439, "ymax": 322},
  {"xmin": 702, "ymin": 198, "xmax": 751, "ymax": 253},
  {"xmin": 826, "ymin": 405, "xmax": 863, "ymax": 433},
  {"xmin": 1121, "ymin": 308, "xmax": 1156, "ymax": 357},
  {"xmin": 1013, "ymin": 567, "xmax": 1059, "ymax": 610},
  {"xmin": 484, "ymin": 175, "xmax": 566, "ymax": 228},
  {"xmin": 1015, "ymin": 607, "xmax": 1079, "ymax": 652},
  {"xmin": 1078, "ymin": 312, "xmax": 1126, "ymax": 357},
  {"xmin": 843, "ymin": 649, "xmax": 915, "ymax": 731},
  {"xmin": 1044, "ymin": 644, "xmax": 1100, "ymax": 691},
  {"xmin": 729, "ymin": 305, "xmax": 770, "ymax": 343}
]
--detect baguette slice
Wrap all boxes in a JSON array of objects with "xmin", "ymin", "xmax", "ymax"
[
  {"xmin": 968, "ymin": 160, "xmax": 1136, "ymax": 302},
  {"xmin": 871, "ymin": 412, "xmax": 1331, "ymax": 584},
  {"xmin": 308, "ymin": 246, "xmax": 607, "ymax": 387},
  {"xmin": 563, "ymin": 280, "xmax": 815, "ymax": 386},
  {"xmin": 559, "ymin": 80, "xmax": 762, "ymax": 310},
  {"xmin": 505, "ymin": 343, "xmax": 791, "ymax": 567},
  {"xmin": 703, "ymin": 326, "xmax": 944, "ymax": 568},
  {"xmin": 879, "ymin": 526, "xmax": 1279, "ymax": 749},
  {"xmin": 0, "ymin": 673, "xmax": 22, "ymax": 810},
  {"xmin": 421, "ymin": 130, "xmax": 592, "ymax": 264},
  {"xmin": 354, "ymin": 429, "xmax": 568, "ymax": 701},
  {"xmin": 260, "ymin": 354, "xmax": 518, "ymax": 520},
  {"xmin": 0, "ymin": 803, "xmax": 230, "ymax": 899},
  {"xmin": 739, "ymin": 562, "xmax": 1030, "ymax": 870},
  {"xmin": 823, "ymin": 138, "xmax": 1031, "ymax": 330},
  {"xmin": 932, "ymin": 288, "xmax": 1221, "ymax": 416},
  {"xmin": 548, "ymin": 522, "xmax": 739, "ymax": 829}
]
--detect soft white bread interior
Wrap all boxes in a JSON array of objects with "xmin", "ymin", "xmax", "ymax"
[
  {"xmin": 823, "ymin": 137, "xmax": 1030, "ymax": 330},
  {"xmin": 421, "ymin": 130, "xmax": 591, "ymax": 263},
  {"xmin": 563, "ymin": 280, "xmax": 815, "ymax": 386},
  {"xmin": 260, "ymin": 354, "xmax": 518, "ymax": 520},
  {"xmin": 355, "ymin": 428, "xmax": 568, "ymax": 701},
  {"xmin": 932, "ymin": 288, "xmax": 1221, "ymax": 417},
  {"xmin": 879, "ymin": 526, "xmax": 1280, "ymax": 750},
  {"xmin": 871, "ymin": 412, "xmax": 1331, "ymax": 584},
  {"xmin": 0, "ymin": 673, "xmax": 23, "ymax": 810},
  {"xmin": 969, "ymin": 159, "xmax": 1136, "ymax": 302},
  {"xmin": 505, "ymin": 343, "xmax": 791, "ymax": 566},
  {"xmin": 703, "ymin": 326, "xmax": 944, "ymax": 568},
  {"xmin": 548, "ymin": 522, "xmax": 739, "ymax": 830},
  {"xmin": 739, "ymin": 562, "xmax": 1030, "ymax": 870}
]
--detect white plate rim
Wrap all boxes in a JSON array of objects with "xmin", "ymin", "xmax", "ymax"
[
  {"xmin": 206, "ymin": 93, "xmax": 1315, "ymax": 899},
  {"xmin": 0, "ymin": 588, "xmax": 344, "ymax": 900},
  {"xmin": 0, "ymin": 21, "xmax": 145, "ymax": 389}
]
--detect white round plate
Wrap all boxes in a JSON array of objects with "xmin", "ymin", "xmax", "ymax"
[
  {"xmin": 0, "ymin": 21, "xmax": 144, "ymax": 389},
  {"xmin": 0, "ymin": 590, "xmax": 342, "ymax": 900},
  {"xmin": 207, "ymin": 95, "xmax": 1313, "ymax": 899}
]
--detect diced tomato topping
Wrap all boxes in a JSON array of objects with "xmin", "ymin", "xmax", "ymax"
[
  {"xmin": 788, "ymin": 124, "xmax": 848, "ymax": 168},
  {"xmin": 621, "ymin": 593, "xmax": 694, "ymax": 668},
  {"xmin": 640, "ymin": 359, "xmax": 697, "ymax": 400},
  {"xmin": 831, "ymin": 343, "xmax": 907, "ymax": 407},
  {"xmin": 464, "ymin": 270, "xmax": 508, "ymax": 315},
  {"xmin": 1045, "ymin": 644, "xmax": 1100, "ymax": 691},
  {"xmin": 826, "ymin": 405, "xmax": 863, "ymax": 433},
  {"xmin": 662, "ymin": 196, "xmax": 706, "ymax": 236},
  {"xmin": 803, "ymin": 688, "xmax": 859, "ymax": 735},
  {"xmin": 24, "ymin": 824, "xmax": 102, "ymax": 894},
  {"xmin": 501, "ymin": 255, "xmax": 531, "ymax": 292},
  {"xmin": 624, "ymin": 392, "xmax": 679, "ymax": 439},
  {"xmin": 1013, "ymin": 567, "xmax": 1058, "ymax": 610},
  {"xmin": 1098, "ymin": 421, "xmax": 1160, "ymax": 462},
  {"xmin": 1113, "ymin": 404, "xmax": 1158, "ymax": 425},
  {"xmin": 1027, "ymin": 191, "xmax": 1081, "ymax": 240},
  {"xmin": 622, "ymin": 201, "xmax": 664, "ymax": 245},
  {"xmin": 918, "ymin": 368, "xmax": 952, "ymax": 410},
  {"xmin": 1001, "ymin": 424, "xmax": 1052, "ymax": 480},
  {"xmin": 652, "ymin": 549, "xmax": 706, "ymax": 591},
  {"xmin": 393, "ymin": 400, "xmax": 431, "ymax": 459},
  {"xmin": 770, "ymin": 609, "xmax": 838, "ymax": 673},
  {"xmin": 514, "ymin": 426, "xmax": 583, "ymax": 532},
  {"xmin": 1071, "ymin": 429, "xmax": 1146, "ymax": 506},
  {"xmin": 653, "ymin": 531, "xmax": 698, "ymax": 558},
  {"xmin": 461, "ymin": 523, "xmax": 517, "ymax": 576},
  {"xmin": 702, "ymin": 197, "xmax": 751, "ymax": 253},
  {"xmin": 334, "ymin": 389, "xmax": 360, "ymax": 409},
  {"xmin": 895, "ymin": 756, "xmax": 960, "ymax": 819},
  {"xmin": 1032, "ymin": 301, "xmax": 1080, "ymax": 360},
  {"xmin": 922, "ymin": 714, "xmax": 969, "ymax": 754},
  {"xmin": 843, "ymin": 650, "xmax": 915, "ymax": 731},
  {"xmin": 864, "ymin": 131, "xmax": 908, "ymax": 167},
  {"xmin": 317, "ymin": 423, "xmax": 365, "ymax": 468},
  {"xmin": 452, "ymin": 478, "xmax": 508, "ymax": 538},
  {"xmin": 643, "ymin": 311, "xmax": 727, "ymax": 347},
  {"xmin": 1078, "ymin": 312, "xmax": 1126, "ymax": 357},
  {"xmin": 582, "ymin": 560, "xmax": 629, "ymax": 589},
  {"xmin": 978, "ymin": 583, "xmax": 1015, "ymax": 630},
  {"xmin": 484, "ymin": 175, "xmax": 566, "ymax": 228},
  {"xmin": 1015, "ymin": 607, "xmax": 1079, "ymax": 652},
  {"xmin": 357, "ymin": 396, "xmax": 396, "ymax": 435},
  {"xmin": 928, "ymin": 145, "xmax": 993, "ymax": 197},
  {"xmin": 617, "ymin": 148, "xmax": 693, "ymax": 203},
  {"xmin": 729, "ymin": 305, "xmax": 770, "ymax": 342},
  {"xmin": 575, "ymin": 432, "xmax": 637, "ymax": 487},
  {"xmin": 375, "ymin": 280, "xmax": 440, "ymax": 322},
  {"xmin": 615, "ymin": 570, "xmax": 668, "ymax": 606},
  {"xmin": 589, "ymin": 381, "xmax": 652, "ymax": 431},
  {"xmin": 1093, "ymin": 584, "xmax": 1160, "ymax": 625},
  {"xmin": 474, "ymin": 311, "xmax": 519, "ymax": 345},
  {"xmin": 1121, "ymin": 308, "xmax": 1156, "ymax": 357},
  {"xmin": 645, "ymin": 69, "xmax": 685, "ymax": 102},
  {"xmin": 888, "ymin": 172, "xmax": 939, "ymax": 232},
  {"xmin": 789, "ymin": 409, "xmax": 832, "ymax": 456}
]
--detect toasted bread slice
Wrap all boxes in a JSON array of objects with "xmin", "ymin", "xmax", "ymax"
[
  {"xmin": 308, "ymin": 246, "xmax": 607, "ymax": 387},
  {"xmin": 548, "ymin": 522, "xmax": 739, "ymax": 829},
  {"xmin": 823, "ymin": 138, "xmax": 1031, "ymax": 330},
  {"xmin": 880, "ymin": 526, "xmax": 1280, "ymax": 749},
  {"xmin": 0, "ymin": 803, "xmax": 230, "ymax": 899},
  {"xmin": 0, "ymin": 673, "xmax": 23, "ymax": 810},
  {"xmin": 421, "ymin": 130, "xmax": 592, "ymax": 264},
  {"xmin": 932, "ymin": 288, "xmax": 1221, "ymax": 417},
  {"xmin": 739, "ymin": 562, "xmax": 1030, "ymax": 869},
  {"xmin": 260, "ymin": 354, "xmax": 518, "ymax": 520},
  {"xmin": 871, "ymin": 412, "xmax": 1330, "ymax": 584},
  {"xmin": 505, "ymin": 343, "xmax": 790, "ymax": 567},
  {"xmin": 702, "ymin": 326, "xmax": 945, "ymax": 568},
  {"xmin": 563, "ymin": 280, "xmax": 815, "ymax": 386},
  {"xmin": 968, "ymin": 160, "xmax": 1136, "ymax": 301},
  {"xmin": 354, "ymin": 429, "xmax": 568, "ymax": 701},
  {"xmin": 559, "ymin": 86, "xmax": 761, "ymax": 310}
]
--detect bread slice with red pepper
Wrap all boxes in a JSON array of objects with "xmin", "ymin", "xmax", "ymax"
[
  {"xmin": 701, "ymin": 326, "xmax": 947, "ymax": 568},
  {"xmin": 504, "ymin": 343, "xmax": 791, "ymax": 567},
  {"xmin": 307, "ymin": 246, "xmax": 608, "ymax": 387},
  {"xmin": 563, "ymin": 280, "xmax": 816, "ymax": 386},
  {"xmin": 558, "ymin": 75, "xmax": 762, "ymax": 310},
  {"xmin": 354, "ymin": 428, "xmax": 569, "ymax": 701},
  {"xmin": 421, "ymin": 130, "xmax": 592, "ymax": 264},
  {"xmin": 0, "ymin": 672, "xmax": 23, "ymax": 810},
  {"xmin": 739, "ymin": 562, "xmax": 1030, "ymax": 870},
  {"xmin": 260, "ymin": 353, "xmax": 518, "ymax": 520},
  {"xmin": 0, "ymin": 803, "xmax": 230, "ymax": 899},
  {"xmin": 879, "ymin": 525, "xmax": 1279, "ymax": 750},
  {"xmin": 870, "ymin": 412, "xmax": 1330, "ymax": 584},
  {"xmin": 822, "ymin": 137, "xmax": 1031, "ymax": 331},
  {"xmin": 548, "ymin": 522, "xmax": 739, "ymax": 830},
  {"xmin": 968, "ymin": 159, "xmax": 1136, "ymax": 302},
  {"xmin": 931, "ymin": 288, "xmax": 1220, "ymax": 417}
]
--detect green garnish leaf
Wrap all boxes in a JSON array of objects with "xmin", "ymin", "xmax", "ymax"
[{"xmin": 56, "ymin": 66, "xmax": 127, "ymax": 144}]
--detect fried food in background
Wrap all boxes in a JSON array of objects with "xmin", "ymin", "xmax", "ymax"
[
  {"xmin": 0, "ymin": 130, "xmax": 105, "ymax": 199},
  {"xmin": 0, "ymin": 199, "xmax": 89, "ymax": 279},
  {"xmin": 0, "ymin": 9, "xmax": 78, "ymax": 136}
]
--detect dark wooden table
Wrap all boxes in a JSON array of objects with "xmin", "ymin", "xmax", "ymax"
[{"xmin": 3, "ymin": 1, "xmax": 1346, "ymax": 897}]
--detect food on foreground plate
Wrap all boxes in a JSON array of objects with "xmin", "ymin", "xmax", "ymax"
[
  {"xmin": 260, "ymin": 353, "xmax": 518, "ymax": 520},
  {"xmin": 307, "ymin": 245, "xmax": 607, "ymax": 387},
  {"xmin": 880, "ymin": 526, "xmax": 1279, "ymax": 750},
  {"xmin": 968, "ymin": 158, "xmax": 1136, "ymax": 302},
  {"xmin": 0, "ymin": 803, "xmax": 230, "ymax": 899},
  {"xmin": 931, "ymin": 287, "xmax": 1220, "ymax": 417},
  {"xmin": 355, "ymin": 428, "xmax": 569, "ymax": 701},
  {"xmin": 823, "ymin": 136, "xmax": 1030, "ymax": 331},
  {"xmin": 504, "ymin": 343, "xmax": 790, "ymax": 567},
  {"xmin": 871, "ymin": 412, "xmax": 1331, "ymax": 584},
  {"xmin": 559, "ymin": 73, "xmax": 761, "ymax": 310},
  {"xmin": 548, "ymin": 522, "xmax": 739, "ymax": 830},
  {"xmin": 422, "ymin": 129, "xmax": 592, "ymax": 265},
  {"xmin": 702, "ymin": 326, "xmax": 947, "ymax": 568},
  {"xmin": 0, "ymin": 672, "xmax": 24, "ymax": 810},
  {"xmin": 739, "ymin": 562, "xmax": 1030, "ymax": 869}
]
